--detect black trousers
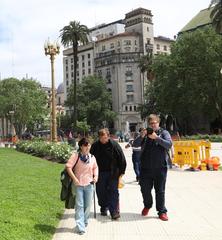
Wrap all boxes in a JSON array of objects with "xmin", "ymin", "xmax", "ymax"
[
  {"xmin": 96, "ymin": 171, "xmax": 119, "ymax": 215},
  {"xmin": 140, "ymin": 167, "xmax": 167, "ymax": 215}
]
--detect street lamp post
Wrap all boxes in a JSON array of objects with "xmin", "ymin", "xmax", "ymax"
[
  {"xmin": 57, "ymin": 105, "xmax": 63, "ymax": 128},
  {"xmin": 9, "ymin": 110, "xmax": 15, "ymax": 139},
  {"xmin": 44, "ymin": 40, "xmax": 60, "ymax": 142}
]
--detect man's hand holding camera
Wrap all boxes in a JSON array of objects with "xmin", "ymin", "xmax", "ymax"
[
  {"xmin": 148, "ymin": 131, "xmax": 158, "ymax": 140},
  {"xmin": 146, "ymin": 127, "xmax": 158, "ymax": 140}
]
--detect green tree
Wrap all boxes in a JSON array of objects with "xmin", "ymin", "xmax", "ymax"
[
  {"xmin": 0, "ymin": 78, "xmax": 48, "ymax": 137},
  {"xmin": 138, "ymin": 51, "xmax": 154, "ymax": 81},
  {"xmin": 209, "ymin": 0, "xmax": 222, "ymax": 33},
  {"xmin": 66, "ymin": 75, "xmax": 117, "ymax": 132},
  {"xmin": 143, "ymin": 27, "xmax": 222, "ymax": 134},
  {"xmin": 60, "ymin": 21, "xmax": 89, "ymax": 132},
  {"xmin": 76, "ymin": 121, "xmax": 90, "ymax": 136}
]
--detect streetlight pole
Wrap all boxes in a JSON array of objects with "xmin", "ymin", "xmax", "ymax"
[{"xmin": 44, "ymin": 40, "xmax": 60, "ymax": 142}]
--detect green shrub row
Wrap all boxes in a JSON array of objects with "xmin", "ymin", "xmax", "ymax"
[
  {"xmin": 181, "ymin": 134, "xmax": 222, "ymax": 142},
  {"xmin": 16, "ymin": 140, "xmax": 74, "ymax": 162}
]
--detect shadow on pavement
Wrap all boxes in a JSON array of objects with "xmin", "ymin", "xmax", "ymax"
[
  {"xmin": 95, "ymin": 212, "xmax": 158, "ymax": 223},
  {"xmin": 56, "ymin": 212, "xmax": 73, "ymax": 220},
  {"xmin": 54, "ymin": 227, "xmax": 74, "ymax": 234}
]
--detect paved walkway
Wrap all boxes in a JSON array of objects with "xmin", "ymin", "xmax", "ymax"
[{"xmin": 53, "ymin": 143, "xmax": 222, "ymax": 240}]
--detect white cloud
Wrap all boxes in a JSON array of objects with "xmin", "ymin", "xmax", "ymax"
[{"xmin": 0, "ymin": 0, "xmax": 210, "ymax": 87}]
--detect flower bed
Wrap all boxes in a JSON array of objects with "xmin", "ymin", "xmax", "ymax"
[{"xmin": 16, "ymin": 140, "xmax": 73, "ymax": 163}]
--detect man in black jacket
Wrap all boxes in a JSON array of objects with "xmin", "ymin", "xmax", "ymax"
[
  {"xmin": 90, "ymin": 128, "xmax": 126, "ymax": 220},
  {"xmin": 140, "ymin": 114, "xmax": 172, "ymax": 221}
]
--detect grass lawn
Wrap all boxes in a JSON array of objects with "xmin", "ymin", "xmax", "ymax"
[{"xmin": 0, "ymin": 148, "xmax": 65, "ymax": 240}]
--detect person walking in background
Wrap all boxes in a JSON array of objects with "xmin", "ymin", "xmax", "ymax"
[
  {"xmin": 140, "ymin": 114, "xmax": 172, "ymax": 221},
  {"xmin": 66, "ymin": 138, "xmax": 98, "ymax": 235},
  {"xmin": 125, "ymin": 128, "xmax": 147, "ymax": 182},
  {"xmin": 90, "ymin": 128, "xmax": 126, "ymax": 220}
]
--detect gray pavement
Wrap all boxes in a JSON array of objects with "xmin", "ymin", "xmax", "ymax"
[{"xmin": 53, "ymin": 143, "xmax": 222, "ymax": 240}]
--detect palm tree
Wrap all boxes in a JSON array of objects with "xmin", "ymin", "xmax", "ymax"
[
  {"xmin": 209, "ymin": 0, "xmax": 222, "ymax": 33},
  {"xmin": 60, "ymin": 21, "xmax": 89, "ymax": 131}
]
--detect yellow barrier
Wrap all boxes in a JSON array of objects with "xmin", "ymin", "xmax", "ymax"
[{"xmin": 172, "ymin": 140, "xmax": 211, "ymax": 169}]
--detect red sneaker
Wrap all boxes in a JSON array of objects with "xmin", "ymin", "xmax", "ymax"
[
  {"xmin": 141, "ymin": 207, "xmax": 149, "ymax": 216},
  {"xmin": 159, "ymin": 213, "xmax": 168, "ymax": 221}
]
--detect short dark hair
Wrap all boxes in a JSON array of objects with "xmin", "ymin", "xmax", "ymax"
[{"xmin": 78, "ymin": 137, "xmax": 89, "ymax": 147}]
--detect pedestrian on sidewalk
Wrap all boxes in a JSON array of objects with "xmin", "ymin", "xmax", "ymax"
[
  {"xmin": 125, "ymin": 128, "xmax": 147, "ymax": 182},
  {"xmin": 140, "ymin": 114, "xmax": 172, "ymax": 221},
  {"xmin": 66, "ymin": 138, "xmax": 98, "ymax": 235},
  {"xmin": 90, "ymin": 128, "xmax": 126, "ymax": 220}
]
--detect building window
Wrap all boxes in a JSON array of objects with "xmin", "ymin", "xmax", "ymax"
[
  {"xmin": 102, "ymin": 45, "xmax": 106, "ymax": 51},
  {"xmin": 88, "ymin": 68, "xmax": 91, "ymax": 74},
  {"xmin": 147, "ymin": 27, "xmax": 149, "ymax": 32},
  {"xmin": 126, "ymin": 95, "xmax": 134, "ymax": 102},
  {"xmin": 106, "ymin": 68, "xmax": 111, "ymax": 83},
  {"xmin": 65, "ymin": 59, "xmax": 68, "ymax": 65},
  {"xmin": 66, "ymin": 73, "xmax": 68, "ymax": 79},
  {"xmin": 126, "ymin": 75, "xmax": 133, "ymax": 81},
  {"xmin": 71, "ymin": 58, "xmax": 73, "ymax": 63},
  {"xmin": 77, "ymin": 71, "xmax": 79, "ymax": 76},
  {"xmin": 125, "ymin": 106, "xmax": 128, "ymax": 111},
  {"xmin": 134, "ymin": 106, "xmax": 137, "ymax": 111},
  {"xmin": 110, "ymin": 43, "xmax": 114, "ymax": 49},
  {"xmin": 88, "ymin": 53, "xmax": 90, "ymax": 58},
  {"xmin": 98, "ymin": 70, "xmax": 102, "ymax": 76},
  {"xmin": 82, "ymin": 62, "xmax": 85, "ymax": 68},
  {"xmin": 126, "ymin": 85, "xmax": 133, "ymax": 92},
  {"xmin": 71, "ymin": 65, "xmax": 74, "ymax": 70},
  {"xmin": 66, "ymin": 66, "xmax": 68, "ymax": 71},
  {"xmin": 126, "ymin": 66, "xmax": 132, "ymax": 72},
  {"xmin": 117, "ymin": 41, "xmax": 120, "ymax": 47},
  {"xmin": 135, "ymin": 40, "xmax": 137, "ymax": 45},
  {"xmin": 82, "ymin": 69, "xmax": 85, "ymax": 75},
  {"xmin": 157, "ymin": 44, "xmax": 160, "ymax": 50},
  {"xmin": 82, "ymin": 55, "xmax": 85, "ymax": 61},
  {"xmin": 163, "ymin": 45, "xmax": 167, "ymax": 51},
  {"xmin": 66, "ymin": 80, "xmax": 69, "ymax": 86},
  {"xmin": 129, "ymin": 106, "xmax": 132, "ymax": 111},
  {"xmin": 146, "ymin": 38, "xmax": 151, "ymax": 44},
  {"xmin": 88, "ymin": 61, "xmax": 91, "ymax": 66},
  {"xmin": 124, "ymin": 40, "xmax": 131, "ymax": 46},
  {"xmin": 71, "ymin": 72, "xmax": 74, "ymax": 77}
]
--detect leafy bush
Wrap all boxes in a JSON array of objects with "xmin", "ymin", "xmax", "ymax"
[
  {"xmin": 181, "ymin": 134, "xmax": 222, "ymax": 142},
  {"xmin": 16, "ymin": 140, "xmax": 73, "ymax": 162}
]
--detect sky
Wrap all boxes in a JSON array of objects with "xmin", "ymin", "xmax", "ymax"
[{"xmin": 0, "ymin": 0, "xmax": 211, "ymax": 88}]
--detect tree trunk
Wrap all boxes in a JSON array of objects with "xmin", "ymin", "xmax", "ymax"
[{"xmin": 73, "ymin": 43, "xmax": 78, "ymax": 132}]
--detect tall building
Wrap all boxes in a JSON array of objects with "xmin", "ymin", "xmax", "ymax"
[{"xmin": 62, "ymin": 7, "xmax": 174, "ymax": 132}]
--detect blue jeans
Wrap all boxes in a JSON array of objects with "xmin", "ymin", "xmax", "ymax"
[
  {"xmin": 75, "ymin": 184, "xmax": 94, "ymax": 232},
  {"xmin": 132, "ymin": 151, "xmax": 141, "ymax": 178}
]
